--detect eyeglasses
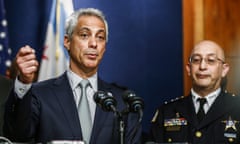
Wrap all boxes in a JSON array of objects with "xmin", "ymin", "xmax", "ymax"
[{"xmin": 189, "ymin": 55, "xmax": 225, "ymax": 65}]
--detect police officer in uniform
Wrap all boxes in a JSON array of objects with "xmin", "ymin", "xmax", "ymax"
[{"xmin": 149, "ymin": 40, "xmax": 240, "ymax": 143}]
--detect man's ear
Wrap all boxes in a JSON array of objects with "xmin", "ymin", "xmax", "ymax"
[
  {"xmin": 64, "ymin": 35, "xmax": 70, "ymax": 51},
  {"xmin": 222, "ymin": 63, "xmax": 230, "ymax": 77},
  {"xmin": 186, "ymin": 63, "xmax": 191, "ymax": 76}
]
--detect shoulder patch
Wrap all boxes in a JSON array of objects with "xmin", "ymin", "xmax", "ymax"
[
  {"xmin": 164, "ymin": 96, "xmax": 185, "ymax": 104},
  {"xmin": 151, "ymin": 110, "xmax": 159, "ymax": 123}
]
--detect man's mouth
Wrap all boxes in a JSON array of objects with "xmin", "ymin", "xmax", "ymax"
[{"xmin": 196, "ymin": 74, "xmax": 209, "ymax": 79}]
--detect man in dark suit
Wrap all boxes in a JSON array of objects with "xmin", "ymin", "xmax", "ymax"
[
  {"xmin": 149, "ymin": 40, "xmax": 240, "ymax": 143},
  {"xmin": 0, "ymin": 75, "xmax": 12, "ymax": 136},
  {"xmin": 3, "ymin": 8, "xmax": 141, "ymax": 144}
]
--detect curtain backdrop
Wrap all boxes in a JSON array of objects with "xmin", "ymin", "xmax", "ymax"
[{"xmin": 5, "ymin": 0, "xmax": 183, "ymax": 132}]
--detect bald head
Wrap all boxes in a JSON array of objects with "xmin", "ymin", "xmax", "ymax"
[
  {"xmin": 187, "ymin": 40, "xmax": 230, "ymax": 96},
  {"xmin": 191, "ymin": 40, "xmax": 225, "ymax": 61}
]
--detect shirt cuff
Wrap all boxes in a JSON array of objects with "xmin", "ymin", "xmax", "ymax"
[{"xmin": 15, "ymin": 77, "xmax": 32, "ymax": 99}]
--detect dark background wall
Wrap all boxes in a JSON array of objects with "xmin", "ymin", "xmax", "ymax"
[{"xmin": 5, "ymin": 0, "xmax": 183, "ymax": 132}]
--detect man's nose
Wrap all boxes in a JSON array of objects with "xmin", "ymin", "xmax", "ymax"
[{"xmin": 88, "ymin": 36, "xmax": 97, "ymax": 48}]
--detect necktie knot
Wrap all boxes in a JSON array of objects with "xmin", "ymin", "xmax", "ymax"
[
  {"xmin": 197, "ymin": 98, "xmax": 207, "ymax": 107},
  {"xmin": 80, "ymin": 79, "xmax": 90, "ymax": 90}
]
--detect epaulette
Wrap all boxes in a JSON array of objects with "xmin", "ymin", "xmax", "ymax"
[
  {"xmin": 224, "ymin": 89, "xmax": 237, "ymax": 97},
  {"xmin": 164, "ymin": 96, "xmax": 185, "ymax": 105}
]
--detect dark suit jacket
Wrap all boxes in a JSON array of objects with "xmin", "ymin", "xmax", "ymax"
[
  {"xmin": 3, "ymin": 73, "xmax": 141, "ymax": 144},
  {"xmin": 0, "ymin": 75, "xmax": 12, "ymax": 136},
  {"xmin": 149, "ymin": 90, "xmax": 240, "ymax": 144}
]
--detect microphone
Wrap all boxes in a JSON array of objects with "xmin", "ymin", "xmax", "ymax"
[
  {"xmin": 122, "ymin": 90, "xmax": 144, "ymax": 143},
  {"xmin": 122, "ymin": 90, "xmax": 144, "ymax": 122},
  {"xmin": 94, "ymin": 91, "xmax": 117, "ymax": 113}
]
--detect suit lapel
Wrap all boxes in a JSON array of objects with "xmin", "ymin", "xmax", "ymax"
[
  {"xmin": 90, "ymin": 78, "xmax": 113, "ymax": 143},
  {"xmin": 52, "ymin": 76, "xmax": 119, "ymax": 142},
  {"xmin": 53, "ymin": 73, "xmax": 82, "ymax": 137}
]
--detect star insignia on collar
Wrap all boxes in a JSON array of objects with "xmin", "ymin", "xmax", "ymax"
[{"xmin": 222, "ymin": 116, "xmax": 239, "ymax": 131}]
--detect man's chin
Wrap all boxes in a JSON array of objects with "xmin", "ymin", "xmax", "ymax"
[
  {"xmin": 85, "ymin": 61, "xmax": 98, "ymax": 68},
  {"xmin": 194, "ymin": 82, "xmax": 210, "ymax": 88},
  {"xmin": 84, "ymin": 63, "xmax": 98, "ymax": 71},
  {"xmin": 198, "ymin": 85, "xmax": 209, "ymax": 89}
]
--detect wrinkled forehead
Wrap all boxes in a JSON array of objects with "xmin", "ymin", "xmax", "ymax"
[{"xmin": 191, "ymin": 41, "xmax": 225, "ymax": 59}]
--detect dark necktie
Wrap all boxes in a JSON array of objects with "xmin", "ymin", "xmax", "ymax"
[
  {"xmin": 78, "ymin": 79, "xmax": 92, "ymax": 144},
  {"xmin": 197, "ymin": 98, "xmax": 207, "ymax": 122}
]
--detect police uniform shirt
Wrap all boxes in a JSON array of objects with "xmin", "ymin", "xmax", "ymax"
[
  {"xmin": 191, "ymin": 88, "xmax": 221, "ymax": 114},
  {"xmin": 149, "ymin": 88, "xmax": 240, "ymax": 143}
]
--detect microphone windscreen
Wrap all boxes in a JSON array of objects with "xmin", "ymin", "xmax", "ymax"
[
  {"xmin": 93, "ymin": 91, "xmax": 106, "ymax": 103},
  {"xmin": 94, "ymin": 91, "xmax": 117, "ymax": 112},
  {"xmin": 122, "ymin": 90, "xmax": 136, "ymax": 102}
]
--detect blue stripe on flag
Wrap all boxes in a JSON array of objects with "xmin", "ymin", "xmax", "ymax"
[{"xmin": 0, "ymin": 0, "xmax": 12, "ymax": 75}]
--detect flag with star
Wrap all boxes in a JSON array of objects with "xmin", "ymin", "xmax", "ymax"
[
  {"xmin": 0, "ymin": 0, "xmax": 11, "ymax": 76},
  {"xmin": 38, "ymin": 0, "xmax": 73, "ymax": 81}
]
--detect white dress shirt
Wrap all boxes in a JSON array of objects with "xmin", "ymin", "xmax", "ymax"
[{"xmin": 191, "ymin": 88, "xmax": 221, "ymax": 114}]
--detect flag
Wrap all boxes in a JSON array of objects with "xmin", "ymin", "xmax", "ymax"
[
  {"xmin": 38, "ymin": 0, "xmax": 73, "ymax": 81},
  {"xmin": 0, "ymin": 0, "xmax": 11, "ymax": 76}
]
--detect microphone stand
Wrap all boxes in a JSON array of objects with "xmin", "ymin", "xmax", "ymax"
[
  {"xmin": 110, "ymin": 105, "xmax": 125, "ymax": 144},
  {"xmin": 118, "ymin": 112, "xmax": 125, "ymax": 144}
]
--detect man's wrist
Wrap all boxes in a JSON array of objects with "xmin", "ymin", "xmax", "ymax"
[{"xmin": 15, "ymin": 77, "xmax": 32, "ymax": 99}]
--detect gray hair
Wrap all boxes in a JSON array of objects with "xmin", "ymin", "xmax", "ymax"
[{"xmin": 65, "ymin": 8, "xmax": 109, "ymax": 42}]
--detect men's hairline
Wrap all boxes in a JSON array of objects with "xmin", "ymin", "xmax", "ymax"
[
  {"xmin": 65, "ymin": 8, "xmax": 109, "ymax": 42},
  {"xmin": 190, "ymin": 40, "xmax": 226, "ymax": 61}
]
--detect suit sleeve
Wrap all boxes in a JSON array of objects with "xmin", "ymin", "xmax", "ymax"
[{"xmin": 3, "ymin": 86, "xmax": 38, "ymax": 142}]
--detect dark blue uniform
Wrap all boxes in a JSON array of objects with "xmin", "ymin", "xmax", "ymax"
[{"xmin": 150, "ymin": 90, "xmax": 240, "ymax": 144}]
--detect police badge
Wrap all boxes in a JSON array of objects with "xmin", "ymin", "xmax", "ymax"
[{"xmin": 222, "ymin": 116, "xmax": 239, "ymax": 143}]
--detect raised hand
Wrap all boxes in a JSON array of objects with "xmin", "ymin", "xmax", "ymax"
[{"xmin": 16, "ymin": 45, "xmax": 39, "ymax": 84}]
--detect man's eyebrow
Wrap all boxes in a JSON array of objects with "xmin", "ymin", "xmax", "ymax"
[
  {"xmin": 96, "ymin": 29, "xmax": 106, "ymax": 34},
  {"xmin": 207, "ymin": 53, "xmax": 217, "ymax": 56},
  {"xmin": 78, "ymin": 27, "xmax": 90, "ymax": 31},
  {"xmin": 191, "ymin": 53, "xmax": 217, "ymax": 57}
]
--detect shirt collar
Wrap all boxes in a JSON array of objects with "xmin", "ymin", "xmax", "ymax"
[
  {"xmin": 191, "ymin": 88, "xmax": 221, "ymax": 105},
  {"xmin": 67, "ymin": 69, "xmax": 98, "ymax": 92}
]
